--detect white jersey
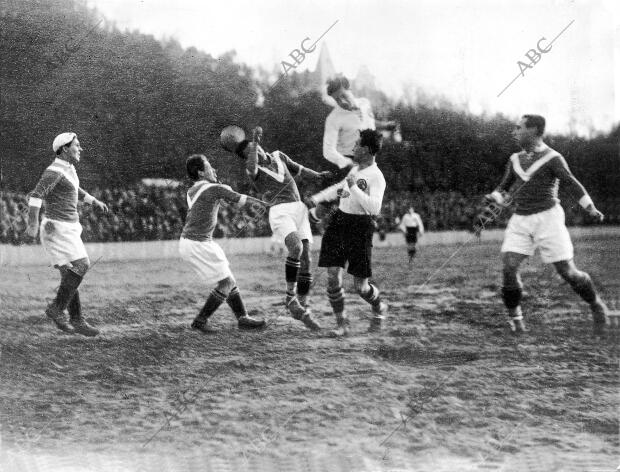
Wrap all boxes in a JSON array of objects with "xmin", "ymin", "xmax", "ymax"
[
  {"xmin": 323, "ymin": 97, "xmax": 376, "ymax": 169},
  {"xmin": 399, "ymin": 213, "xmax": 424, "ymax": 234},
  {"xmin": 312, "ymin": 163, "xmax": 385, "ymax": 216}
]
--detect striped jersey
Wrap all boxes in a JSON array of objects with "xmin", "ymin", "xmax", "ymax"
[
  {"xmin": 30, "ymin": 158, "xmax": 92, "ymax": 222},
  {"xmin": 249, "ymin": 147, "xmax": 302, "ymax": 207},
  {"xmin": 181, "ymin": 181, "xmax": 243, "ymax": 241},
  {"xmin": 495, "ymin": 144, "xmax": 588, "ymax": 215}
]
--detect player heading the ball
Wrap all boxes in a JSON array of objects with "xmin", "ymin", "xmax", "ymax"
[{"xmin": 221, "ymin": 125, "xmax": 327, "ymax": 331}]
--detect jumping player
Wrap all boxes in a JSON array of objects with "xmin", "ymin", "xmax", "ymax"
[
  {"xmin": 306, "ymin": 129, "xmax": 388, "ymax": 336},
  {"xmin": 221, "ymin": 126, "xmax": 324, "ymax": 331},
  {"xmin": 310, "ymin": 76, "xmax": 396, "ymax": 223},
  {"xmin": 486, "ymin": 114, "xmax": 609, "ymax": 334},
  {"xmin": 398, "ymin": 206, "xmax": 424, "ymax": 262},
  {"xmin": 179, "ymin": 154, "xmax": 266, "ymax": 333},
  {"xmin": 26, "ymin": 133, "xmax": 109, "ymax": 336}
]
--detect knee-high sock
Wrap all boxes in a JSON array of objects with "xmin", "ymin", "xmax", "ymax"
[
  {"xmin": 226, "ymin": 286, "xmax": 247, "ymax": 319},
  {"xmin": 568, "ymin": 271, "xmax": 597, "ymax": 304},
  {"xmin": 360, "ymin": 283, "xmax": 382, "ymax": 310},
  {"xmin": 68, "ymin": 290, "xmax": 82, "ymax": 322},
  {"xmin": 196, "ymin": 289, "xmax": 227, "ymax": 323},
  {"xmin": 285, "ymin": 257, "xmax": 300, "ymax": 295},
  {"xmin": 297, "ymin": 272, "xmax": 312, "ymax": 303},
  {"xmin": 327, "ymin": 287, "xmax": 345, "ymax": 315},
  {"xmin": 502, "ymin": 286, "xmax": 522, "ymax": 311},
  {"xmin": 55, "ymin": 269, "xmax": 83, "ymax": 311}
]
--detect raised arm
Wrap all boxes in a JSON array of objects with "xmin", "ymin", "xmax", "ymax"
[{"xmin": 323, "ymin": 114, "xmax": 354, "ymax": 169}]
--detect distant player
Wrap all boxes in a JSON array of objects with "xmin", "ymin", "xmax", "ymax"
[
  {"xmin": 306, "ymin": 129, "xmax": 388, "ymax": 336},
  {"xmin": 486, "ymin": 114, "xmax": 609, "ymax": 334},
  {"xmin": 221, "ymin": 125, "xmax": 324, "ymax": 331},
  {"xmin": 398, "ymin": 206, "xmax": 424, "ymax": 262},
  {"xmin": 26, "ymin": 133, "xmax": 109, "ymax": 336},
  {"xmin": 179, "ymin": 154, "xmax": 266, "ymax": 333}
]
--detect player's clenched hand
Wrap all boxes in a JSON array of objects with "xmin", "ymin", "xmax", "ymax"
[
  {"xmin": 345, "ymin": 174, "xmax": 357, "ymax": 188},
  {"xmin": 586, "ymin": 205, "xmax": 604, "ymax": 223},
  {"xmin": 25, "ymin": 223, "xmax": 39, "ymax": 238},
  {"xmin": 246, "ymin": 196, "xmax": 267, "ymax": 209},
  {"xmin": 93, "ymin": 199, "xmax": 109, "ymax": 214},
  {"xmin": 303, "ymin": 196, "xmax": 317, "ymax": 209}
]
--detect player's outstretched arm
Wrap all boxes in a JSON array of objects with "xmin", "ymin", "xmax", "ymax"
[
  {"xmin": 323, "ymin": 115, "xmax": 354, "ymax": 169},
  {"xmin": 551, "ymin": 155, "xmax": 604, "ymax": 222},
  {"xmin": 25, "ymin": 204, "xmax": 40, "ymax": 238},
  {"xmin": 78, "ymin": 188, "xmax": 109, "ymax": 213}
]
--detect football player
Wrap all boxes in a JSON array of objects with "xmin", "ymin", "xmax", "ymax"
[
  {"xmin": 221, "ymin": 126, "xmax": 324, "ymax": 331},
  {"xmin": 486, "ymin": 114, "xmax": 609, "ymax": 334},
  {"xmin": 398, "ymin": 206, "xmax": 424, "ymax": 262},
  {"xmin": 26, "ymin": 133, "xmax": 109, "ymax": 336},
  {"xmin": 179, "ymin": 154, "xmax": 266, "ymax": 333},
  {"xmin": 305, "ymin": 129, "xmax": 388, "ymax": 336}
]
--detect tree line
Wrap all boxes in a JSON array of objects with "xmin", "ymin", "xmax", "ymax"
[{"xmin": 1, "ymin": 0, "xmax": 618, "ymax": 205}]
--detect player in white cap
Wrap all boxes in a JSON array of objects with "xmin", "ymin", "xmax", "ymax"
[{"xmin": 26, "ymin": 133, "xmax": 108, "ymax": 336}]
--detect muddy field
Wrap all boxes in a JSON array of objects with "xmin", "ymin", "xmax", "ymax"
[{"xmin": 0, "ymin": 231, "xmax": 618, "ymax": 472}]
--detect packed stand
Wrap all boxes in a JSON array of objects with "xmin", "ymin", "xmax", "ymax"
[{"xmin": 1, "ymin": 187, "xmax": 618, "ymax": 245}]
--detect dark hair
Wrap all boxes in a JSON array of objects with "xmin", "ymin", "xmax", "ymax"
[
  {"xmin": 522, "ymin": 114, "xmax": 546, "ymax": 136},
  {"xmin": 326, "ymin": 76, "xmax": 350, "ymax": 96},
  {"xmin": 186, "ymin": 154, "xmax": 206, "ymax": 181},
  {"xmin": 359, "ymin": 129, "xmax": 382, "ymax": 155}
]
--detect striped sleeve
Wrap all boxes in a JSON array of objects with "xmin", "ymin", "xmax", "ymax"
[
  {"xmin": 278, "ymin": 151, "xmax": 303, "ymax": 178},
  {"xmin": 548, "ymin": 155, "xmax": 588, "ymax": 201},
  {"xmin": 29, "ymin": 169, "xmax": 63, "ymax": 206}
]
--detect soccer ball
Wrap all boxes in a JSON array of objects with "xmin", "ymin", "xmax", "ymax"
[{"xmin": 220, "ymin": 125, "xmax": 246, "ymax": 152}]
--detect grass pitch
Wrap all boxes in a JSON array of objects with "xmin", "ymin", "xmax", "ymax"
[{"xmin": 1, "ymin": 231, "xmax": 618, "ymax": 471}]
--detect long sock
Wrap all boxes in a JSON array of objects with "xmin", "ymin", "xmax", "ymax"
[
  {"xmin": 226, "ymin": 286, "xmax": 247, "ymax": 319},
  {"xmin": 360, "ymin": 283, "xmax": 382, "ymax": 310},
  {"xmin": 285, "ymin": 257, "xmax": 300, "ymax": 294},
  {"xmin": 568, "ymin": 272, "xmax": 597, "ymax": 304},
  {"xmin": 502, "ymin": 286, "xmax": 522, "ymax": 310},
  {"xmin": 196, "ymin": 289, "xmax": 227, "ymax": 323},
  {"xmin": 297, "ymin": 272, "xmax": 312, "ymax": 305},
  {"xmin": 55, "ymin": 270, "xmax": 83, "ymax": 311},
  {"xmin": 327, "ymin": 287, "xmax": 345, "ymax": 315},
  {"xmin": 68, "ymin": 290, "xmax": 82, "ymax": 322}
]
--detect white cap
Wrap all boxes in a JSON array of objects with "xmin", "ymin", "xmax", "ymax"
[{"xmin": 52, "ymin": 132, "xmax": 76, "ymax": 153}]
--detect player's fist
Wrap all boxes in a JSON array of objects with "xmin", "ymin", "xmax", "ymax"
[
  {"xmin": 586, "ymin": 205, "xmax": 604, "ymax": 223},
  {"xmin": 25, "ymin": 223, "xmax": 39, "ymax": 238},
  {"xmin": 303, "ymin": 196, "xmax": 317, "ymax": 210}
]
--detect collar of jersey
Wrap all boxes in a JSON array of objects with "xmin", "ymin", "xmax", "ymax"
[{"xmin": 510, "ymin": 144, "xmax": 558, "ymax": 182}]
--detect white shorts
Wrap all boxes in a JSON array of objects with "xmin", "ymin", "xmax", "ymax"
[
  {"xmin": 40, "ymin": 217, "xmax": 88, "ymax": 267},
  {"xmin": 268, "ymin": 201, "xmax": 313, "ymax": 245},
  {"xmin": 179, "ymin": 237, "xmax": 233, "ymax": 286},
  {"xmin": 501, "ymin": 204, "xmax": 574, "ymax": 263}
]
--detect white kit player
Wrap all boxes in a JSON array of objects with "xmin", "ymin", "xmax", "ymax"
[
  {"xmin": 179, "ymin": 154, "xmax": 266, "ymax": 333},
  {"xmin": 26, "ymin": 133, "xmax": 109, "ymax": 336},
  {"xmin": 398, "ymin": 207, "xmax": 424, "ymax": 262}
]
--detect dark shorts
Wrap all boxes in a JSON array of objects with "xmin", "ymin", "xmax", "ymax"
[
  {"xmin": 318, "ymin": 210, "xmax": 374, "ymax": 278},
  {"xmin": 405, "ymin": 227, "xmax": 419, "ymax": 244}
]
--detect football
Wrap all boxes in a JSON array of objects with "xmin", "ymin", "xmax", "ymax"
[{"xmin": 220, "ymin": 125, "xmax": 246, "ymax": 152}]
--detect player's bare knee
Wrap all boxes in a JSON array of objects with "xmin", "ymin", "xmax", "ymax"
[
  {"xmin": 354, "ymin": 277, "xmax": 370, "ymax": 295},
  {"xmin": 69, "ymin": 257, "xmax": 90, "ymax": 277},
  {"xmin": 284, "ymin": 232, "xmax": 303, "ymax": 259},
  {"xmin": 327, "ymin": 268, "xmax": 342, "ymax": 290},
  {"xmin": 216, "ymin": 276, "xmax": 235, "ymax": 296},
  {"xmin": 553, "ymin": 260, "xmax": 578, "ymax": 281}
]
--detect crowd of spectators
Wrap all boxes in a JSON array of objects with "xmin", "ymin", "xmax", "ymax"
[{"xmin": 2, "ymin": 185, "xmax": 619, "ymax": 245}]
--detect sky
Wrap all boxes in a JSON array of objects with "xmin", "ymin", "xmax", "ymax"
[{"xmin": 87, "ymin": 0, "xmax": 619, "ymax": 136}]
